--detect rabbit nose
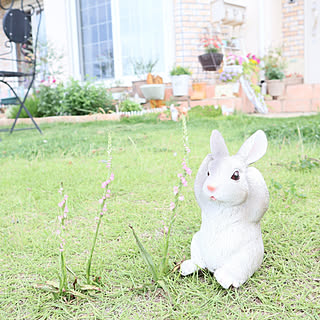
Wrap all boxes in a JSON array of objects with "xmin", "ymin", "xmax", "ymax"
[{"xmin": 207, "ymin": 185, "xmax": 216, "ymax": 192}]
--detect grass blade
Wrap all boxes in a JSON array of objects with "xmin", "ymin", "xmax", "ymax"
[{"xmin": 129, "ymin": 224, "xmax": 159, "ymax": 282}]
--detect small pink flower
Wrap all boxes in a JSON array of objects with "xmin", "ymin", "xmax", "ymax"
[
  {"xmin": 100, "ymin": 212, "xmax": 104, "ymax": 216},
  {"xmin": 173, "ymin": 186, "xmax": 179, "ymax": 195},
  {"xmin": 110, "ymin": 173, "xmax": 114, "ymax": 181},
  {"xmin": 58, "ymin": 215, "xmax": 62, "ymax": 222},
  {"xmin": 170, "ymin": 202, "xmax": 175, "ymax": 211},
  {"xmin": 105, "ymin": 194, "xmax": 110, "ymax": 198},
  {"xmin": 99, "ymin": 198, "xmax": 104, "ymax": 204},
  {"xmin": 107, "ymin": 189, "xmax": 111, "ymax": 193},
  {"xmin": 163, "ymin": 226, "xmax": 168, "ymax": 234},
  {"xmin": 64, "ymin": 205, "xmax": 69, "ymax": 213},
  {"xmin": 58, "ymin": 200, "xmax": 65, "ymax": 208},
  {"xmin": 177, "ymin": 173, "xmax": 183, "ymax": 178},
  {"xmin": 59, "ymin": 248, "xmax": 64, "ymax": 252},
  {"xmin": 101, "ymin": 181, "xmax": 107, "ymax": 188},
  {"xmin": 52, "ymin": 79, "xmax": 56, "ymax": 83},
  {"xmin": 64, "ymin": 195, "xmax": 68, "ymax": 200},
  {"xmin": 179, "ymin": 195, "xmax": 184, "ymax": 201},
  {"xmin": 103, "ymin": 204, "xmax": 107, "ymax": 212}
]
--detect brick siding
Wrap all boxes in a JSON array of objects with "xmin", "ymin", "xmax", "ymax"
[{"xmin": 281, "ymin": 0, "xmax": 305, "ymax": 75}]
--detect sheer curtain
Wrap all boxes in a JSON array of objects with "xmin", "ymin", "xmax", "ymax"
[{"xmin": 118, "ymin": 0, "xmax": 165, "ymax": 76}]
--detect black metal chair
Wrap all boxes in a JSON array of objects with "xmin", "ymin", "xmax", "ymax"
[{"xmin": 0, "ymin": 0, "xmax": 42, "ymax": 134}]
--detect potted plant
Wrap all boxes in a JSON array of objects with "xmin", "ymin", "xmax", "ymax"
[
  {"xmin": 219, "ymin": 68, "xmax": 243, "ymax": 96},
  {"xmin": 140, "ymin": 73, "xmax": 165, "ymax": 100},
  {"xmin": 263, "ymin": 48, "xmax": 286, "ymax": 98},
  {"xmin": 170, "ymin": 65, "xmax": 192, "ymax": 96},
  {"xmin": 131, "ymin": 58, "xmax": 158, "ymax": 98},
  {"xmin": 198, "ymin": 35, "xmax": 223, "ymax": 71}
]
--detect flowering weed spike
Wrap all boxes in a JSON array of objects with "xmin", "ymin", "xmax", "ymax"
[
  {"xmin": 57, "ymin": 183, "xmax": 68, "ymax": 295},
  {"xmin": 86, "ymin": 131, "xmax": 113, "ymax": 284}
]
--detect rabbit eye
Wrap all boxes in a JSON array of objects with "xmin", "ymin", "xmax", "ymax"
[
  {"xmin": 207, "ymin": 171, "xmax": 210, "ymax": 176},
  {"xmin": 231, "ymin": 170, "xmax": 240, "ymax": 181}
]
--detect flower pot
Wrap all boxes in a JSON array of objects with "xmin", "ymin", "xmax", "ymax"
[
  {"xmin": 223, "ymin": 65, "xmax": 243, "ymax": 74},
  {"xmin": 132, "ymin": 80, "xmax": 147, "ymax": 98},
  {"xmin": 198, "ymin": 53, "xmax": 223, "ymax": 71},
  {"xmin": 140, "ymin": 84, "xmax": 165, "ymax": 100},
  {"xmin": 191, "ymin": 82, "xmax": 207, "ymax": 100},
  {"xmin": 266, "ymin": 79, "xmax": 285, "ymax": 98},
  {"xmin": 171, "ymin": 75, "xmax": 190, "ymax": 96}
]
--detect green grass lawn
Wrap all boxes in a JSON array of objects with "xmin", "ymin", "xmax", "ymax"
[{"xmin": 0, "ymin": 113, "xmax": 319, "ymax": 319}]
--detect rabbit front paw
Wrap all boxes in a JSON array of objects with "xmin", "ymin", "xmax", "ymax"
[
  {"xmin": 214, "ymin": 267, "xmax": 242, "ymax": 289},
  {"xmin": 180, "ymin": 260, "xmax": 198, "ymax": 276}
]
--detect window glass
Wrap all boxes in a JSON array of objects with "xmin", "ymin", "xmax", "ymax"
[{"xmin": 80, "ymin": 0, "xmax": 114, "ymax": 79}]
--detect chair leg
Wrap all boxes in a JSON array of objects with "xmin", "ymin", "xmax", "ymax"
[
  {"xmin": 10, "ymin": 102, "xmax": 42, "ymax": 134},
  {"xmin": 0, "ymin": 78, "xmax": 42, "ymax": 134}
]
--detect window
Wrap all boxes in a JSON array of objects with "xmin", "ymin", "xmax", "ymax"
[
  {"xmin": 78, "ymin": 0, "xmax": 170, "ymax": 80},
  {"xmin": 80, "ymin": 0, "xmax": 114, "ymax": 79}
]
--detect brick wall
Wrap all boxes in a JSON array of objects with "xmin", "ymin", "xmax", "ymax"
[
  {"xmin": 281, "ymin": 0, "xmax": 305, "ymax": 76},
  {"xmin": 173, "ymin": 0, "xmax": 212, "ymax": 80}
]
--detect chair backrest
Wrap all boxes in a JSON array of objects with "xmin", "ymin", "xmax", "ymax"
[{"xmin": 3, "ymin": 8, "xmax": 32, "ymax": 44}]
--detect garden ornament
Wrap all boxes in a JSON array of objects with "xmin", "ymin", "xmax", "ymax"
[{"xmin": 180, "ymin": 130, "xmax": 269, "ymax": 289}]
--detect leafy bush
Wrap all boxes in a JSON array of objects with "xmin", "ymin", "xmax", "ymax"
[
  {"xmin": 9, "ymin": 78, "xmax": 116, "ymax": 118},
  {"xmin": 265, "ymin": 66, "xmax": 285, "ymax": 80},
  {"xmin": 36, "ymin": 82, "xmax": 65, "ymax": 117},
  {"xmin": 7, "ymin": 95, "xmax": 40, "ymax": 118},
  {"xmin": 62, "ymin": 78, "xmax": 115, "ymax": 115},
  {"xmin": 189, "ymin": 105, "xmax": 222, "ymax": 118},
  {"xmin": 119, "ymin": 99, "xmax": 142, "ymax": 112},
  {"xmin": 170, "ymin": 66, "xmax": 192, "ymax": 76}
]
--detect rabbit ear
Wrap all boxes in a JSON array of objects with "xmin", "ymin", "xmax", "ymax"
[
  {"xmin": 210, "ymin": 130, "xmax": 229, "ymax": 158},
  {"xmin": 237, "ymin": 130, "xmax": 268, "ymax": 165}
]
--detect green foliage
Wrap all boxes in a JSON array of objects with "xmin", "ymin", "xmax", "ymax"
[
  {"xmin": 264, "ymin": 47, "xmax": 287, "ymax": 80},
  {"xmin": 0, "ymin": 114, "xmax": 319, "ymax": 318},
  {"xmin": 7, "ymin": 95, "xmax": 40, "ymax": 118},
  {"xmin": 170, "ymin": 65, "xmax": 192, "ymax": 76},
  {"xmin": 36, "ymin": 82, "xmax": 65, "ymax": 117},
  {"xmin": 189, "ymin": 105, "xmax": 222, "ymax": 118},
  {"xmin": 265, "ymin": 66, "xmax": 285, "ymax": 80},
  {"xmin": 62, "ymin": 78, "xmax": 115, "ymax": 115},
  {"xmin": 131, "ymin": 58, "xmax": 158, "ymax": 79},
  {"xmin": 119, "ymin": 99, "xmax": 142, "ymax": 112},
  {"xmin": 11, "ymin": 79, "xmax": 116, "ymax": 117}
]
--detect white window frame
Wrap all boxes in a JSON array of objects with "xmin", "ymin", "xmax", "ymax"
[{"xmin": 67, "ymin": 0, "xmax": 174, "ymax": 86}]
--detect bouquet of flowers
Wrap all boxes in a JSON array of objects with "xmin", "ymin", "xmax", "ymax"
[{"xmin": 201, "ymin": 35, "xmax": 222, "ymax": 54}]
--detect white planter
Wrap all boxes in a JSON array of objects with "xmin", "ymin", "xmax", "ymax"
[
  {"xmin": 140, "ymin": 84, "xmax": 165, "ymax": 100},
  {"xmin": 266, "ymin": 79, "xmax": 285, "ymax": 98},
  {"xmin": 171, "ymin": 75, "xmax": 190, "ymax": 96},
  {"xmin": 223, "ymin": 65, "xmax": 243, "ymax": 73}
]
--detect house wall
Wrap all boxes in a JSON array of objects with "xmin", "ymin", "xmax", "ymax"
[
  {"xmin": 281, "ymin": 0, "xmax": 305, "ymax": 76},
  {"xmin": 173, "ymin": 0, "xmax": 285, "ymax": 81}
]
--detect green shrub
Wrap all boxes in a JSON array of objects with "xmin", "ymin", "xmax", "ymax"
[
  {"xmin": 62, "ymin": 78, "xmax": 115, "ymax": 115},
  {"xmin": 170, "ymin": 66, "xmax": 192, "ymax": 76},
  {"xmin": 189, "ymin": 105, "xmax": 222, "ymax": 118},
  {"xmin": 119, "ymin": 99, "xmax": 142, "ymax": 112},
  {"xmin": 7, "ymin": 95, "xmax": 40, "ymax": 119},
  {"xmin": 36, "ymin": 82, "xmax": 65, "ymax": 117}
]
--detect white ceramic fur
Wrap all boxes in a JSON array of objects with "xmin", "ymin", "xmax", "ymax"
[{"xmin": 180, "ymin": 130, "xmax": 269, "ymax": 289}]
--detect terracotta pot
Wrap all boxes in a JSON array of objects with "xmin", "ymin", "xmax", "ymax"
[
  {"xmin": 191, "ymin": 82, "xmax": 207, "ymax": 100},
  {"xmin": 266, "ymin": 79, "xmax": 285, "ymax": 98},
  {"xmin": 198, "ymin": 53, "xmax": 223, "ymax": 71}
]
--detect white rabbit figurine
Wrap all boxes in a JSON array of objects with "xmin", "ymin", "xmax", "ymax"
[{"xmin": 180, "ymin": 130, "xmax": 269, "ymax": 289}]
